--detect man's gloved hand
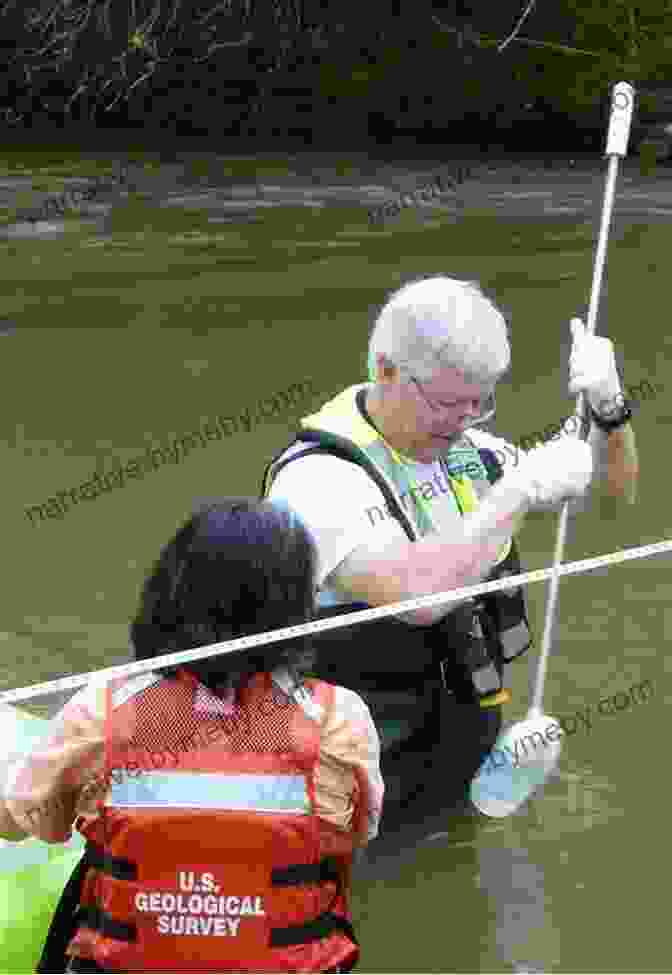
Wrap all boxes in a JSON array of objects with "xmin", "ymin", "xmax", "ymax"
[
  {"xmin": 503, "ymin": 438, "xmax": 594, "ymax": 509},
  {"xmin": 568, "ymin": 317, "xmax": 623, "ymax": 418}
]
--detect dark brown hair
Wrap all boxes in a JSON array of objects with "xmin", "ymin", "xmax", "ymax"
[{"xmin": 129, "ymin": 498, "xmax": 318, "ymax": 692}]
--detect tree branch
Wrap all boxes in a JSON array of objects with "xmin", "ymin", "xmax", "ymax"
[{"xmin": 497, "ymin": 0, "xmax": 539, "ymax": 53}]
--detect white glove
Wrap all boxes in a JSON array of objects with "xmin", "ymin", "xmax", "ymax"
[
  {"xmin": 503, "ymin": 437, "xmax": 594, "ymax": 509},
  {"xmin": 568, "ymin": 317, "xmax": 623, "ymax": 417}
]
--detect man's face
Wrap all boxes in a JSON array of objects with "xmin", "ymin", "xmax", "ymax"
[{"xmin": 377, "ymin": 362, "xmax": 496, "ymax": 464}]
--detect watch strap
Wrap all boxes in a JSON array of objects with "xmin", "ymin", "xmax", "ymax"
[{"xmin": 588, "ymin": 399, "xmax": 634, "ymax": 432}]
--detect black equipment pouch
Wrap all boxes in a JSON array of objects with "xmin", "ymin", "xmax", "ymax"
[
  {"xmin": 430, "ymin": 599, "xmax": 504, "ymax": 705},
  {"xmin": 480, "ymin": 549, "xmax": 533, "ymax": 664},
  {"xmin": 475, "ymin": 448, "xmax": 533, "ymax": 665}
]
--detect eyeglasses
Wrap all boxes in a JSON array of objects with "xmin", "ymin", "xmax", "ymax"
[{"xmin": 410, "ymin": 376, "xmax": 496, "ymax": 426}]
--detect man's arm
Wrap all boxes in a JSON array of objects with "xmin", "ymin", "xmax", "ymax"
[
  {"xmin": 566, "ymin": 317, "xmax": 639, "ymax": 505},
  {"xmin": 271, "ymin": 440, "xmax": 590, "ymax": 628},
  {"xmin": 502, "ymin": 413, "xmax": 638, "ymax": 514},
  {"xmin": 329, "ymin": 477, "xmax": 532, "ymax": 627},
  {"xmin": 587, "ymin": 419, "xmax": 638, "ymax": 504},
  {"xmin": 539, "ymin": 415, "xmax": 638, "ymax": 516}
]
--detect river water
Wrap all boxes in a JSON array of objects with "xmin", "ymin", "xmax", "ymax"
[{"xmin": 0, "ymin": 144, "xmax": 670, "ymax": 972}]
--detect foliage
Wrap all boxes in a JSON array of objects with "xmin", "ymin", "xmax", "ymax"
[
  {"xmin": 1, "ymin": 0, "xmax": 671, "ymax": 138},
  {"xmin": 511, "ymin": 0, "xmax": 672, "ymax": 121},
  {"xmin": 0, "ymin": 0, "xmax": 268, "ymax": 127}
]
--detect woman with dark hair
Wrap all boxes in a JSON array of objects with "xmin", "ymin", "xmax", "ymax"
[{"xmin": 0, "ymin": 499, "xmax": 383, "ymax": 974}]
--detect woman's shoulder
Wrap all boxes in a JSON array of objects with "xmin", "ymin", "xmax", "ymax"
[
  {"xmin": 305, "ymin": 677, "xmax": 367, "ymax": 707},
  {"xmin": 307, "ymin": 680, "xmax": 376, "ymax": 733},
  {"xmin": 329, "ymin": 683, "xmax": 372, "ymax": 714}
]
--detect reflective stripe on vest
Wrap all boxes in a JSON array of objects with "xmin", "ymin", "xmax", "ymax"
[
  {"xmin": 106, "ymin": 772, "xmax": 311, "ymax": 814},
  {"xmin": 111, "ymin": 672, "xmax": 163, "ymax": 709}
]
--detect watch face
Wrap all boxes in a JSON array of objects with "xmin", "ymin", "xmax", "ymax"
[{"xmin": 599, "ymin": 404, "xmax": 622, "ymax": 421}]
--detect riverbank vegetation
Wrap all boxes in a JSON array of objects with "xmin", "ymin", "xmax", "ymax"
[{"xmin": 0, "ymin": 1, "xmax": 671, "ymax": 148}]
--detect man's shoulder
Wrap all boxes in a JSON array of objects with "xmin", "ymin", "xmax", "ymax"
[
  {"xmin": 269, "ymin": 450, "xmax": 384, "ymax": 497},
  {"xmin": 272, "ymin": 446, "xmax": 362, "ymax": 472}
]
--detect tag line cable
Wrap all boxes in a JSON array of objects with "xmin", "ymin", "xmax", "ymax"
[{"xmin": 2, "ymin": 537, "xmax": 670, "ymax": 706}]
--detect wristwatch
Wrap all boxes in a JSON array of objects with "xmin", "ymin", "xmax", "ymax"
[{"xmin": 588, "ymin": 399, "xmax": 634, "ymax": 433}]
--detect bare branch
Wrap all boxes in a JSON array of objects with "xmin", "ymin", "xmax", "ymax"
[
  {"xmin": 32, "ymin": 0, "xmax": 63, "ymax": 33},
  {"xmin": 164, "ymin": 0, "xmax": 183, "ymax": 34},
  {"xmin": 197, "ymin": 0, "xmax": 235, "ymax": 25},
  {"xmin": 193, "ymin": 29, "xmax": 253, "ymax": 59},
  {"xmin": 431, "ymin": 14, "xmax": 602, "ymax": 57},
  {"xmin": 124, "ymin": 62, "xmax": 158, "ymax": 96},
  {"xmin": 100, "ymin": 0, "xmax": 114, "ymax": 39},
  {"xmin": 1, "ymin": 0, "xmax": 292, "ymax": 125},
  {"xmin": 103, "ymin": 84, "xmax": 128, "ymax": 112},
  {"xmin": 138, "ymin": 0, "xmax": 163, "ymax": 39},
  {"xmin": 63, "ymin": 66, "xmax": 93, "ymax": 110},
  {"xmin": 497, "ymin": 0, "xmax": 539, "ymax": 53}
]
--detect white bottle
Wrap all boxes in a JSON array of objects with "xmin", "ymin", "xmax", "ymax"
[{"xmin": 469, "ymin": 715, "xmax": 563, "ymax": 817}]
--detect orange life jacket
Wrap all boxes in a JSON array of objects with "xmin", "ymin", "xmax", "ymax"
[{"xmin": 68, "ymin": 667, "xmax": 360, "ymax": 973}]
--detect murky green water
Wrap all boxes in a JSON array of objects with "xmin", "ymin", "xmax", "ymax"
[{"xmin": 1, "ymin": 145, "xmax": 670, "ymax": 972}]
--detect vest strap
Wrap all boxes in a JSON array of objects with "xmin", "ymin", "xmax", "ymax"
[
  {"xmin": 270, "ymin": 911, "xmax": 358, "ymax": 948},
  {"xmin": 84, "ymin": 841, "xmax": 137, "ymax": 881},
  {"xmin": 266, "ymin": 439, "xmax": 416, "ymax": 541},
  {"xmin": 74, "ymin": 904, "xmax": 137, "ymax": 943},
  {"xmin": 35, "ymin": 847, "xmax": 90, "ymax": 973},
  {"xmin": 272, "ymin": 856, "xmax": 340, "ymax": 886},
  {"xmin": 83, "ymin": 847, "xmax": 340, "ymax": 889}
]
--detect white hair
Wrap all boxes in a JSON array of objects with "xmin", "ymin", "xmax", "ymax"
[{"xmin": 367, "ymin": 275, "xmax": 511, "ymax": 385}]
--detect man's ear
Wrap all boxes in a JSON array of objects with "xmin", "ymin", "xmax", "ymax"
[{"xmin": 378, "ymin": 355, "xmax": 399, "ymax": 381}]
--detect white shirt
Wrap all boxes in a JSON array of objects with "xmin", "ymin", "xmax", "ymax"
[{"xmin": 268, "ymin": 424, "xmax": 527, "ymax": 607}]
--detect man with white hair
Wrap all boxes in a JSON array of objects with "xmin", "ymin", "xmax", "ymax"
[{"xmin": 261, "ymin": 275, "xmax": 638, "ymax": 819}]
